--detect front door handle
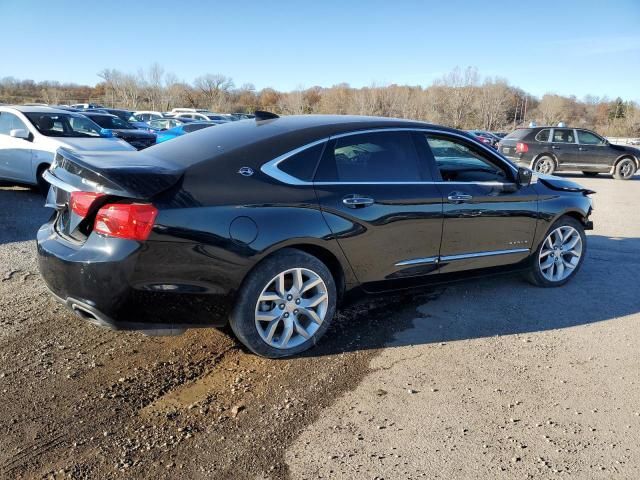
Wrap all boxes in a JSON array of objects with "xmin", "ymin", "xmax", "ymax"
[
  {"xmin": 551, "ymin": 145, "xmax": 561, "ymax": 150},
  {"xmin": 578, "ymin": 147, "xmax": 588, "ymax": 151},
  {"xmin": 447, "ymin": 192, "xmax": 473, "ymax": 203},
  {"xmin": 342, "ymin": 194, "xmax": 375, "ymax": 208}
]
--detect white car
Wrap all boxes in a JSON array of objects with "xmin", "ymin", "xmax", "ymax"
[{"xmin": 0, "ymin": 106, "xmax": 134, "ymax": 191}]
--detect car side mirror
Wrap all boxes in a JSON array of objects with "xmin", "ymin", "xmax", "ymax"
[
  {"xmin": 517, "ymin": 167, "xmax": 532, "ymax": 187},
  {"xmin": 9, "ymin": 128, "xmax": 30, "ymax": 140}
]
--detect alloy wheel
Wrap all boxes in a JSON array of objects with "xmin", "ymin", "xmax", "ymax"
[
  {"xmin": 254, "ymin": 267, "xmax": 329, "ymax": 350},
  {"xmin": 534, "ymin": 158, "xmax": 554, "ymax": 174},
  {"xmin": 619, "ymin": 159, "xmax": 635, "ymax": 178},
  {"xmin": 538, "ymin": 226, "xmax": 583, "ymax": 282}
]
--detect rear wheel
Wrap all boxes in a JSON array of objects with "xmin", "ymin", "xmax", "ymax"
[
  {"xmin": 613, "ymin": 157, "xmax": 637, "ymax": 180},
  {"xmin": 582, "ymin": 171, "xmax": 599, "ymax": 177},
  {"xmin": 229, "ymin": 249, "xmax": 337, "ymax": 358},
  {"xmin": 532, "ymin": 156, "xmax": 556, "ymax": 175},
  {"xmin": 526, "ymin": 216, "xmax": 586, "ymax": 287}
]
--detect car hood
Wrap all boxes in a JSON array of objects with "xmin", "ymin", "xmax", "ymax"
[
  {"xmin": 534, "ymin": 173, "xmax": 595, "ymax": 193},
  {"xmin": 54, "ymin": 137, "xmax": 135, "ymax": 152}
]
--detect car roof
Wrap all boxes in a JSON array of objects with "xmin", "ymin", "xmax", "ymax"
[
  {"xmin": 145, "ymin": 114, "xmax": 462, "ymax": 170},
  {"xmin": 3, "ymin": 105, "xmax": 75, "ymax": 114}
]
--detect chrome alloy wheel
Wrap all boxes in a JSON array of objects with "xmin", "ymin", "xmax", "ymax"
[
  {"xmin": 619, "ymin": 159, "xmax": 635, "ymax": 178},
  {"xmin": 539, "ymin": 226, "xmax": 583, "ymax": 282},
  {"xmin": 254, "ymin": 268, "xmax": 329, "ymax": 350},
  {"xmin": 534, "ymin": 157, "xmax": 554, "ymax": 174}
]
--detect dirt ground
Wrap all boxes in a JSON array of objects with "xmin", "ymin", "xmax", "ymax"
[{"xmin": 0, "ymin": 173, "xmax": 638, "ymax": 479}]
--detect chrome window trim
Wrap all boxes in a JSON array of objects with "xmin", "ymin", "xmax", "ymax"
[
  {"xmin": 440, "ymin": 248, "xmax": 529, "ymax": 262},
  {"xmin": 260, "ymin": 127, "xmax": 518, "ymax": 186},
  {"xmin": 395, "ymin": 256, "xmax": 439, "ymax": 267}
]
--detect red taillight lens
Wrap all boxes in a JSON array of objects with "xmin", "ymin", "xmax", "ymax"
[
  {"xmin": 94, "ymin": 203, "xmax": 158, "ymax": 241},
  {"xmin": 516, "ymin": 142, "xmax": 529, "ymax": 153},
  {"xmin": 70, "ymin": 191, "xmax": 105, "ymax": 217}
]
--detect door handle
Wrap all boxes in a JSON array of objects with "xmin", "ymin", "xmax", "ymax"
[
  {"xmin": 578, "ymin": 147, "xmax": 588, "ymax": 151},
  {"xmin": 342, "ymin": 194, "xmax": 375, "ymax": 208},
  {"xmin": 551, "ymin": 146, "xmax": 561, "ymax": 150},
  {"xmin": 447, "ymin": 192, "xmax": 473, "ymax": 203}
]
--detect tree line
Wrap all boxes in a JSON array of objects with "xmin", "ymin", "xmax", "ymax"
[{"xmin": 1, "ymin": 64, "xmax": 637, "ymax": 136}]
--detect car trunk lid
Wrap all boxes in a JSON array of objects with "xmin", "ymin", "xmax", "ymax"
[{"xmin": 44, "ymin": 148, "xmax": 183, "ymax": 243}]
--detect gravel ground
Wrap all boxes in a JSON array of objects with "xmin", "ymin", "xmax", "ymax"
[{"xmin": 0, "ymin": 173, "xmax": 638, "ymax": 479}]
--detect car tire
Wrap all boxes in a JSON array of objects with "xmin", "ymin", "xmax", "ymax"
[
  {"xmin": 33, "ymin": 165, "xmax": 50, "ymax": 196},
  {"xmin": 229, "ymin": 248, "xmax": 337, "ymax": 358},
  {"xmin": 612, "ymin": 157, "xmax": 637, "ymax": 180},
  {"xmin": 532, "ymin": 156, "xmax": 556, "ymax": 175},
  {"xmin": 525, "ymin": 216, "xmax": 586, "ymax": 288},
  {"xmin": 581, "ymin": 171, "xmax": 599, "ymax": 177}
]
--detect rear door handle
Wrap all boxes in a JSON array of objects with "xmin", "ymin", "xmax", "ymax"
[
  {"xmin": 578, "ymin": 147, "xmax": 588, "ymax": 151},
  {"xmin": 342, "ymin": 194, "xmax": 375, "ymax": 208},
  {"xmin": 551, "ymin": 145, "xmax": 561, "ymax": 150},
  {"xmin": 447, "ymin": 192, "xmax": 473, "ymax": 203}
]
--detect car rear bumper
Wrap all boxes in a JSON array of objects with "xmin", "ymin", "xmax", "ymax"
[{"xmin": 37, "ymin": 220, "xmax": 231, "ymax": 333}]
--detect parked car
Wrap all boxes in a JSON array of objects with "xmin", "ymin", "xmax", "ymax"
[
  {"xmin": 37, "ymin": 113, "xmax": 594, "ymax": 358},
  {"xmin": 467, "ymin": 130, "xmax": 500, "ymax": 148},
  {"xmin": 80, "ymin": 112, "xmax": 156, "ymax": 150},
  {"xmin": 131, "ymin": 111, "xmax": 170, "ymax": 123},
  {"xmin": 498, "ymin": 126, "xmax": 639, "ymax": 179},
  {"xmin": 148, "ymin": 117, "xmax": 195, "ymax": 131},
  {"xmin": 70, "ymin": 103, "xmax": 104, "ymax": 110},
  {"xmin": 177, "ymin": 111, "xmax": 232, "ymax": 122},
  {"xmin": 0, "ymin": 106, "xmax": 134, "ymax": 191},
  {"xmin": 492, "ymin": 132, "xmax": 508, "ymax": 139},
  {"xmin": 155, "ymin": 120, "xmax": 220, "ymax": 143}
]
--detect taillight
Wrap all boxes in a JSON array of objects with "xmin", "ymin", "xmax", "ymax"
[
  {"xmin": 516, "ymin": 142, "xmax": 529, "ymax": 153},
  {"xmin": 70, "ymin": 191, "xmax": 105, "ymax": 217},
  {"xmin": 94, "ymin": 203, "xmax": 158, "ymax": 241}
]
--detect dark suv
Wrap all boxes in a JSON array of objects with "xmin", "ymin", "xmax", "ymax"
[{"xmin": 499, "ymin": 127, "xmax": 639, "ymax": 180}]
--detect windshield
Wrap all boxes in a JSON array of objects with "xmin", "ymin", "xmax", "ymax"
[
  {"xmin": 25, "ymin": 113, "xmax": 104, "ymax": 138},
  {"xmin": 89, "ymin": 115, "xmax": 133, "ymax": 130}
]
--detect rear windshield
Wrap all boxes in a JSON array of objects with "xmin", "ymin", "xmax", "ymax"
[{"xmin": 503, "ymin": 129, "xmax": 531, "ymax": 140}]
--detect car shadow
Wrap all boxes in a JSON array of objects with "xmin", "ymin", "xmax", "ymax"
[
  {"xmin": 306, "ymin": 235, "xmax": 640, "ymax": 357},
  {"xmin": 0, "ymin": 187, "xmax": 50, "ymax": 245}
]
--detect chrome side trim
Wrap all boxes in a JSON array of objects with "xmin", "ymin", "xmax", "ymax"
[
  {"xmin": 260, "ymin": 138, "xmax": 328, "ymax": 186},
  {"xmin": 42, "ymin": 170, "xmax": 79, "ymax": 192},
  {"xmin": 440, "ymin": 248, "xmax": 529, "ymax": 262},
  {"xmin": 260, "ymin": 127, "xmax": 518, "ymax": 186},
  {"xmin": 395, "ymin": 256, "xmax": 439, "ymax": 267}
]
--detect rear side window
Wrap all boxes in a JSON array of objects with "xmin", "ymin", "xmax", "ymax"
[
  {"xmin": 503, "ymin": 129, "xmax": 530, "ymax": 140},
  {"xmin": 534, "ymin": 129, "xmax": 551, "ymax": 142},
  {"xmin": 315, "ymin": 131, "xmax": 422, "ymax": 182},
  {"xmin": 279, "ymin": 143, "xmax": 325, "ymax": 182},
  {"xmin": 552, "ymin": 129, "xmax": 575, "ymax": 143}
]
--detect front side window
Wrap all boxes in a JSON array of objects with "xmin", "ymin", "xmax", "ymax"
[
  {"xmin": 315, "ymin": 131, "xmax": 422, "ymax": 182},
  {"xmin": 577, "ymin": 130, "xmax": 604, "ymax": 145},
  {"xmin": 425, "ymin": 134, "xmax": 509, "ymax": 183},
  {"xmin": 0, "ymin": 112, "xmax": 28, "ymax": 135},
  {"xmin": 534, "ymin": 129, "xmax": 551, "ymax": 142},
  {"xmin": 551, "ymin": 129, "xmax": 575, "ymax": 143},
  {"xmin": 25, "ymin": 113, "xmax": 102, "ymax": 137}
]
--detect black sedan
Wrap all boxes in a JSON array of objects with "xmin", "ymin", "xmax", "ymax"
[
  {"xmin": 80, "ymin": 112, "xmax": 156, "ymax": 150},
  {"xmin": 37, "ymin": 114, "xmax": 594, "ymax": 357}
]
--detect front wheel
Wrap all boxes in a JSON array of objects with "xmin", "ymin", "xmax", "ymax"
[
  {"xmin": 613, "ymin": 158, "xmax": 637, "ymax": 180},
  {"xmin": 532, "ymin": 156, "xmax": 556, "ymax": 175},
  {"xmin": 526, "ymin": 216, "xmax": 586, "ymax": 287},
  {"xmin": 229, "ymin": 249, "xmax": 337, "ymax": 358}
]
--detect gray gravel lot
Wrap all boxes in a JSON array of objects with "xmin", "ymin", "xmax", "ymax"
[{"xmin": 0, "ymin": 173, "xmax": 638, "ymax": 479}]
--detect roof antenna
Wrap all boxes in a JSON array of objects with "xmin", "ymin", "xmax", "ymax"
[{"xmin": 254, "ymin": 110, "xmax": 279, "ymax": 121}]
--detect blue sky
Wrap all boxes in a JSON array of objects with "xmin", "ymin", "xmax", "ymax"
[{"xmin": 1, "ymin": 0, "xmax": 639, "ymax": 100}]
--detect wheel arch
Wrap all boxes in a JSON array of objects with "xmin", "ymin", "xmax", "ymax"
[{"xmin": 613, "ymin": 154, "xmax": 639, "ymax": 169}]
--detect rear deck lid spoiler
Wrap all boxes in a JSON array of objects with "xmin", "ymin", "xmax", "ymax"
[{"xmin": 46, "ymin": 147, "xmax": 184, "ymax": 199}]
